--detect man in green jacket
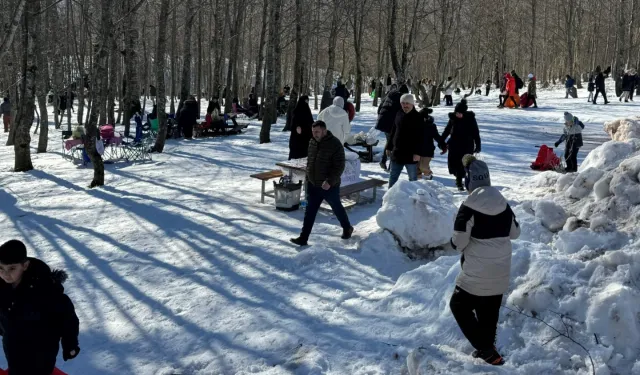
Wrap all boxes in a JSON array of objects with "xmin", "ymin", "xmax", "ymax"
[{"xmin": 291, "ymin": 121, "xmax": 353, "ymax": 246}]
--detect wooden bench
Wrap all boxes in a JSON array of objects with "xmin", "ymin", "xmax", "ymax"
[
  {"xmin": 318, "ymin": 178, "xmax": 387, "ymax": 211},
  {"xmin": 250, "ymin": 170, "xmax": 284, "ymax": 203}
]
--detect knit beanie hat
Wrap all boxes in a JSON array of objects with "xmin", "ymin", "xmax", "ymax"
[
  {"xmin": 0, "ymin": 240, "xmax": 28, "ymax": 264},
  {"xmin": 454, "ymin": 99, "xmax": 468, "ymax": 113},
  {"xmin": 564, "ymin": 112, "xmax": 573, "ymax": 123},
  {"xmin": 332, "ymin": 96, "xmax": 344, "ymax": 108},
  {"xmin": 462, "ymin": 155, "xmax": 491, "ymax": 192},
  {"xmin": 400, "ymin": 94, "xmax": 415, "ymax": 105}
]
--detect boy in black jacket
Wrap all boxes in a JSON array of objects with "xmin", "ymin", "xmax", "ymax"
[{"xmin": 0, "ymin": 240, "xmax": 80, "ymax": 375}]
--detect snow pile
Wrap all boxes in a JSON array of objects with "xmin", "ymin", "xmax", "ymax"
[
  {"xmin": 603, "ymin": 116, "xmax": 640, "ymax": 141},
  {"xmin": 376, "ymin": 180, "xmax": 457, "ymax": 250},
  {"xmin": 402, "ymin": 242, "xmax": 640, "ymax": 375},
  {"xmin": 579, "ymin": 139, "xmax": 640, "ymax": 171},
  {"xmin": 532, "ymin": 200, "xmax": 567, "ymax": 232}
]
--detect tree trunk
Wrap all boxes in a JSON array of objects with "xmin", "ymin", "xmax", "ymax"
[
  {"xmin": 224, "ymin": 1, "xmax": 246, "ymax": 113},
  {"xmin": 153, "ymin": 0, "xmax": 170, "ymax": 153},
  {"xmin": 260, "ymin": 0, "xmax": 282, "ymax": 143},
  {"xmin": 323, "ymin": 3, "xmax": 339, "ymax": 89},
  {"xmin": 179, "ymin": 0, "xmax": 195, "ymax": 113},
  {"xmin": 0, "ymin": 0, "xmax": 27, "ymax": 64},
  {"xmin": 254, "ymin": 0, "xmax": 268, "ymax": 101},
  {"xmin": 123, "ymin": 0, "xmax": 141, "ymax": 136},
  {"xmin": 35, "ymin": 0, "xmax": 49, "ymax": 153},
  {"xmin": 170, "ymin": 2, "xmax": 177, "ymax": 114},
  {"xmin": 12, "ymin": 2, "xmax": 34, "ymax": 172},
  {"xmin": 284, "ymin": 0, "xmax": 303, "ymax": 132}
]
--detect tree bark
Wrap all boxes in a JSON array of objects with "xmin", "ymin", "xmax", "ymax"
[
  {"xmin": 260, "ymin": 0, "xmax": 282, "ymax": 143},
  {"xmin": 123, "ymin": 0, "xmax": 141, "ymax": 136},
  {"xmin": 224, "ymin": 0, "xmax": 246, "ymax": 113},
  {"xmin": 179, "ymin": 0, "xmax": 195, "ymax": 113},
  {"xmin": 153, "ymin": 0, "xmax": 171, "ymax": 153},
  {"xmin": 35, "ymin": 0, "xmax": 49, "ymax": 153},
  {"xmin": 284, "ymin": 0, "xmax": 303, "ymax": 132},
  {"xmin": 254, "ymin": 0, "xmax": 268, "ymax": 101},
  {"xmin": 12, "ymin": 1, "xmax": 34, "ymax": 171}
]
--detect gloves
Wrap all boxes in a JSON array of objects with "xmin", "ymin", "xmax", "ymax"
[
  {"xmin": 554, "ymin": 142, "xmax": 560, "ymax": 148},
  {"xmin": 63, "ymin": 346, "xmax": 80, "ymax": 361}
]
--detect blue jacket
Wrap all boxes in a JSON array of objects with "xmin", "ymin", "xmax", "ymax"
[{"xmin": 565, "ymin": 78, "xmax": 575, "ymax": 88}]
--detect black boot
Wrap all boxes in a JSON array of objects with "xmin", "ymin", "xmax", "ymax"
[
  {"xmin": 290, "ymin": 236, "xmax": 309, "ymax": 246},
  {"xmin": 475, "ymin": 349, "xmax": 504, "ymax": 366},
  {"xmin": 341, "ymin": 226, "xmax": 354, "ymax": 240}
]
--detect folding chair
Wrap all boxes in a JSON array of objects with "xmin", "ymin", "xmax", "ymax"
[{"xmin": 121, "ymin": 116, "xmax": 153, "ymax": 162}]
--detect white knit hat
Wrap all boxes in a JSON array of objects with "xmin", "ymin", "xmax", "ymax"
[
  {"xmin": 528, "ymin": 73, "xmax": 534, "ymax": 79},
  {"xmin": 400, "ymin": 94, "xmax": 415, "ymax": 105}
]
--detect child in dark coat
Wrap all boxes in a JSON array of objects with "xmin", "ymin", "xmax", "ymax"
[
  {"xmin": 417, "ymin": 107, "xmax": 446, "ymax": 180},
  {"xmin": 0, "ymin": 240, "xmax": 80, "ymax": 375}
]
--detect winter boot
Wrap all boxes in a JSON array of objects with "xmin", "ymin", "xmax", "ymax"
[
  {"xmin": 474, "ymin": 349, "xmax": 504, "ymax": 366},
  {"xmin": 379, "ymin": 160, "xmax": 388, "ymax": 171},
  {"xmin": 341, "ymin": 226, "xmax": 354, "ymax": 240},
  {"xmin": 423, "ymin": 174, "xmax": 433, "ymax": 181},
  {"xmin": 290, "ymin": 236, "xmax": 309, "ymax": 246}
]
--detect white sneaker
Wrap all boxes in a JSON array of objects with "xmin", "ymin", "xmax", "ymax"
[{"xmin": 423, "ymin": 174, "xmax": 433, "ymax": 181}]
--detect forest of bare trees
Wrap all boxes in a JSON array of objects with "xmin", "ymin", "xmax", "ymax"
[{"xmin": 1, "ymin": 0, "xmax": 638, "ymax": 184}]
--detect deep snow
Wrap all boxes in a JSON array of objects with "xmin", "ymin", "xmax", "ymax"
[{"xmin": 0, "ymin": 81, "xmax": 638, "ymax": 375}]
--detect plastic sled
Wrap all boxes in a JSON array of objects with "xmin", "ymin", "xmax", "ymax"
[
  {"xmin": 530, "ymin": 145, "xmax": 561, "ymax": 171},
  {"xmin": 569, "ymin": 86, "xmax": 578, "ymax": 98},
  {"xmin": 0, "ymin": 368, "xmax": 67, "ymax": 375},
  {"xmin": 520, "ymin": 93, "xmax": 534, "ymax": 108},
  {"xmin": 346, "ymin": 102, "xmax": 355, "ymax": 122},
  {"xmin": 504, "ymin": 94, "xmax": 520, "ymax": 108}
]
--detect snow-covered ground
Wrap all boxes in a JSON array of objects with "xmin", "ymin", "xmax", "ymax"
[{"xmin": 0, "ymin": 81, "xmax": 638, "ymax": 374}]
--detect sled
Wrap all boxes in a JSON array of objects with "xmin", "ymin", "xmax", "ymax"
[
  {"xmin": 530, "ymin": 145, "xmax": 561, "ymax": 171},
  {"xmin": 346, "ymin": 102, "xmax": 355, "ymax": 122},
  {"xmin": 569, "ymin": 86, "xmax": 578, "ymax": 98},
  {"xmin": 0, "ymin": 368, "xmax": 68, "ymax": 375},
  {"xmin": 520, "ymin": 93, "xmax": 534, "ymax": 108},
  {"xmin": 504, "ymin": 94, "xmax": 520, "ymax": 108}
]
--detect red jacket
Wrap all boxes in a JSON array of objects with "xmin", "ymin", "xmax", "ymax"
[{"xmin": 505, "ymin": 73, "xmax": 516, "ymax": 95}]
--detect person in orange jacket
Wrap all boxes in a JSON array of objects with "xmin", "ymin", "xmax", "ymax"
[{"xmin": 499, "ymin": 73, "xmax": 517, "ymax": 108}]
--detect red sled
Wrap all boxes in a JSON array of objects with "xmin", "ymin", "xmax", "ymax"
[
  {"xmin": 520, "ymin": 93, "xmax": 534, "ymax": 108},
  {"xmin": 530, "ymin": 145, "xmax": 561, "ymax": 171},
  {"xmin": 346, "ymin": 102, "xmax": 355, "ymax": 122},
  {"xmin": 0, "ymin": 368, "xmax": 68, "ymax": 375}
]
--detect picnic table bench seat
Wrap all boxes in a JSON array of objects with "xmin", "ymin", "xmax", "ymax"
[{"xmin": 250, "ymin": 169, "xmax": 284, "ymax": 203}]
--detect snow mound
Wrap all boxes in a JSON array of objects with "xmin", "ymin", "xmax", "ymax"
[
  {"xmin": 533, "ymin": 200, "xmax": 567, "ymax": 232},
  {"xmin": 554, "ymin": 227, "xmax": 628, "ymax": 254},
  {"xmin": 521, "ymin": 170, "xmax": 560, "ymax": 189},
  {"xmin": 566, "ymin": 167, "xmax": 605, "ymax": 199},
  {"xmin": 603, "ymin": 117, "xmax": 640, "ymax": 142},
  {"xmin": 609, "ymin": 155, "xmax": 640, "ymax": 204},
  {"xmin": 556, "ymin": 173, "xmax": 577, "ymax": 192},
  {"xmin": 512, "ymin": 203, "xmax": 554, "ymax": 244},
  {"xmin": 579, "ymin": 139, "xmax": 640, "ymax": 172},
  {"xmin": 376, "ymin": 180, "xmax": 456, "ymax": 250}
]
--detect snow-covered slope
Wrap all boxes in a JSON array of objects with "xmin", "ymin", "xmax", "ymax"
[{"xmin": 0, "ymin": 81, "xmax": 638, "ymax": 374}]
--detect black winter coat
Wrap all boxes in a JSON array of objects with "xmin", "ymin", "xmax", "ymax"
[
  {"xmin": 0, "ymin": 258, "xmax": 79, "ymax": 375},
  {"xmin": 178, "ymin": 99, "xmax": 199, "ymax": 128},
  {"xmin": 334, "ymin": 85, "xmax": 350, "ymax": 104},
  {"xmin": 595, "ymin": 72, "xmax": 605, "ymax": 90},
  {"xmin": 307, "ymin": 131, "xmax": 346, "ymax": 187},
  {"xmin": 417, "ymin": 110, "xmax": 445, "ymax": 158},
  {"xmin": 442, "ymin": 112, "xmax": 481, "ymax": 176},
  {"xmin": 289, "ymin": 99, "xmax": 314, "ymax": 160},
  {"xmin": 385, "ymin": 108, "xmax": 422, "ymax": 164},
  {"xmin": 376, "ymin": 85, "xmax": 408, "ymax": 133},
  {"xmin": 320, "ymin": 90, "xmax": 333, "ymax": 111},
  {"xmin": 622, "ymin": 74, "xmax": 634, "ymax": 91}
]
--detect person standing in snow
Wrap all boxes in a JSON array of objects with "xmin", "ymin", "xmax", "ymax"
[
  {"xmin": 511, "ymin": 70, "xmax": 523, "ymax": 94},
  {"xmin": 290, "ymin": 121, "xmax": 353, "ymax": 246},
  {"xmin": 554, "ymin": 112, "xmax": 584, "ymax": 173},
  {"xmin": 369, "ymin": 79, "xmax": 376, "ymax": 95},
  {"xmin": 441, "ymin": 99, "xmax": 481, "ymax": 190},
  {"xmin": 386, "ymin": 74, "xmax": 393, "ymax": 91},
  {"xmin": 620, "ymin": 71, "xmax": 633, "ymax": 102},
  {"xmin": 178, "ymin": 96, "xmax": 199, "ymax": 139},
  {"xmin": 564, "ymin": 75, "xmax": 575, "ymax": 98},
  {"xmin": 449, "ymin": 155, "xmax": 521, "ymax": 366},
  {"xmin": 376, "ymin": 84, "xmax": 410, "ymax": 171},
  {"xmin": 416, "ymin": 107, "xmax": 446, "ymax": 180},
  {"xmin": 444, "ymin": 76, "xmax": 455, "ymax": 106},
  {"xmin": 317, "ymin": 96, "xmax": 351, "ymax": 145},
  {"xmin": 593, "ymin": 65, "xmax": 609, "ymax": 104},
  {"xmin": 385, "ymin": 94, "xmax": 423, "ymax": 188},
  {"xmin": 485, "ymin": 79, "xmax": 492, "ymax": 96},
  {"xmin": 500, "ymin": 73, "xmax": 517, "ymax": 108},
  {"xmin": 587, "ymin": 73, "xmax": 595, "ymax": 102},
  {"xmin": 334, "ymin": 80, "xmax": 350, "ymax": 108},
  {"xmin": 0, "ymin": 240, "xmax": 81, "ymax": 375},
  {"xmin": 1, "ymin": 98, "xmax": 11, "ymax": 133},
  {"xmin": 288, "ymin": 95, "xmax": 314, "ymax": 160},
  {"xmin": 527, "ymin": 74, "xmax": 538, "ymax": 108}
]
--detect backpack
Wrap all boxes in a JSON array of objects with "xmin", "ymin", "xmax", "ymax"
[{"xmin": 516, "ymin": 76, "xmax": 524, "ymax": 89}]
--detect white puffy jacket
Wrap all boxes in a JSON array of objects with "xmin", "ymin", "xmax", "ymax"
[
  {"xmin": 444, "ymin": 80, "xmax": 455, "ymax": 95},
  {"xmin": 317, "ymin": 97, "xmax": 351, "ymax": 144}
]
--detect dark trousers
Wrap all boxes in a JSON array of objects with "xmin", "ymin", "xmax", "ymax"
[
  {"xmin": 455, "ymin": 170, "xmax": 465, "ymax": 188},
  {"xmin": 183, "ymin": 123, "xmax": 193, "ymax": 139},
  {"xmin": 450, "ymin": 286, "xmax": 503, "ymax": 351},
  {"xmin": 301, "ymin": 182, "xmax": 351, "ymax": 239},
  {"xmin": 485, "ymin": 87, "xmax": 490, "ymax": 96},
  {"xmin": 564, "ymin": 145, "xmax": 580, "ymax": 172},
  {"xmin": 445, "ymin": 95, "xmax": 453, "ymax": 106},
  {"xmin": 593, "ymin": 88, "xmax": 608, "ymax": 103},
  {"xmin": 381, "ymin": 132, "xmax": 391, "ymax": 163}
]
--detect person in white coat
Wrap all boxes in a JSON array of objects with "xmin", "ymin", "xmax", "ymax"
[
  {"xmin": 317, "ymin": 96, "xmax": 351, "ymax": 144},
  {"xmin": 444, "ymin": 76, "xmax": 455, "ymax": 106}
]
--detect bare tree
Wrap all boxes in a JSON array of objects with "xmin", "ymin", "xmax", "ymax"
[{"xmin": 153, "ymin": 0, "xmax": 171, "ymax": 153}]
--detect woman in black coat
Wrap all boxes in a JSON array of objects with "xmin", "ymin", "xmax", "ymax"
[
  {"xmin": 442, "ymin": 100, "xmax": 481, "ymax": 190},
  {"xmin": 178, "ymin": 96, "xmax": 199, "ymax": 139},
  {"xmin": 288, "ymin": 95, "xmax": 314, "ymax": 159}
]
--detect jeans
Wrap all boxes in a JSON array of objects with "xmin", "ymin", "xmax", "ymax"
[
  {"xmin": 381, "ymin": 132, "xmax": 392, "ymax": 164},
  {"xmin": 389, "ymin": 161, "xmax": 418, "ymax": 188},
  {"xmin": 301, "ymin": 182, "xmax": 351, "ymax": 239},
  {"xmin": 593, "ymin": 88, "xmax": 608, "ymax": 103},
  {"xmin": 450, "ymin": 286, "xmax": 503, "ymax": 351}
]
